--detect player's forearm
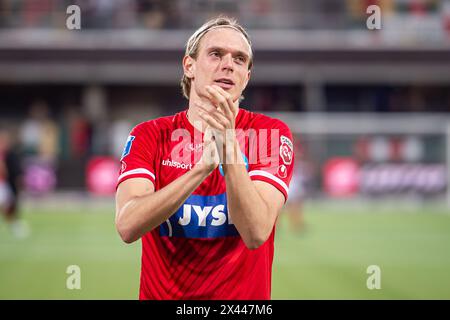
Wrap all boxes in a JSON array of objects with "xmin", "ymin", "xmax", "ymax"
[
  {"xmin": 117, "ymin": 166, "xmax": 211, "ymax": 243},
  {"xmin": 223, "ymin": 144, "xmax": 273, "ymax": 250}
]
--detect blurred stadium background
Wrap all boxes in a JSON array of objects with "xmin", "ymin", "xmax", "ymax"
[{"xmin": 1, "ymin": 0, "xmax": 450, "ymax": 299}]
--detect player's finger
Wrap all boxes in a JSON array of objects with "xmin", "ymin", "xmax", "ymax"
[
  {"xmin": 209, "ymin": 85, "xmax": 235, "ymax": 118},
  {"xmin": 197, "ymin": 104, "xmax": 229, "ymax": 128},
  {"xmin": 202, "ymin": 127, "xmax": 220, "ymax": 164},
  {"xmin": 205, "ymin": 86, "xmax": 233, "ymax": 119},
  {"xmin": 206, "ymin": 86, "xmax": 230, "ymax": 117},
  {"xmin": 198, "ymin": 109, "xmax": 225, "ymax": 131},
  {"xmin": 194, "ymin": 99, "xmax": 217, "ymax": 111},
  {"xmin": 210, "ymin": 84, "xmax": 234, "ymax": 104}
]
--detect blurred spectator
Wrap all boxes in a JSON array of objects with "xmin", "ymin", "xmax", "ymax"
[
  {"xmin": 113, "ymin": 0, "xmax": 138, "ymax": 29},
  {"xmin": 0, "ymin": 0, "xmax": 446, "ymax": 34},
  {"xmin": 61, "ymin": 106, "xmax": 91, "ymax": 159},
  {"xmin": 20, "ymin": 100, "xmax": 59, "ymax": 162},
  {"xmin": 0, "ymin": 0, "xmax": 11, "ymax": 27},
  {"xmin": 20, "ymin": 106, "xmax": 41, "ymax": 156},
  {"xmin": 141, "ymin": 0, "xmax": 182, "ymax": 28},
  {"xmin": 21, "ymin": 0, "xmax": 54, "ymax": 28},
  {"xmin": 110, "ymin": 119, "xmax": 133, "ymax": 158},
  {"xmin": 285, "ymin": 167, "xmax": 305, "ymax": 234},
  {"xmin": 139, "ymin": 0, "xmax": 162, "ymax": 28},
  {"xmin": 74, "ymin": 0, "xmax": 117, "ymax": 29},
  {"xmin": 91, "ymin": 118, "xmax": 110, "ymax": 156},
  {"xmin": 284, "ymin": 139, "xmax": 309, "ymax": 234},
  {"xmin": 445, "ymin": 1, "xmax": 450, "ymax": 37}
]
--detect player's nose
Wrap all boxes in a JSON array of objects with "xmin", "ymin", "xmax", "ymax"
[{"xmin": 221, "ymin": 53, "xmax": 234, "ymax": 72}]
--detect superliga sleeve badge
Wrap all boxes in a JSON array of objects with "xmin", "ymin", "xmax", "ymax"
[
  {"xmin": 280, "ymin": 135, "xmax": 293, "ymax": 165},
  {"xmin": 121, "ymin": 135, "xmax": 135, "ymax": 160}
]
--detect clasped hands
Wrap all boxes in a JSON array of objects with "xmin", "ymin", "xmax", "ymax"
[{"xmin": 196, "ymin": 85, "xmax": 241, "ymax": 171}]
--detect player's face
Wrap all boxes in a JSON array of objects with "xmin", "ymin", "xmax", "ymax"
[{"xmin": 190, "ymin": 27, "xmax": 252, "ymax": 102}]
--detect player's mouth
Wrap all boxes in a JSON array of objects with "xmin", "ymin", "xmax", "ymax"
[{"xmin": 214, "ymin": 78, "xmax": 235, "ymax": 90}]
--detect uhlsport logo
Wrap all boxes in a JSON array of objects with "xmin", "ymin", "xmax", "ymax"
[
  {"xmin": 185, "ymin": 142, "xmax": 203, "ymax": 152},
  {"xmin": 160, "ymin": 193, "xmax": 238, "ymax": 238},
  {"xmin": 162, "ymin": 159, "xmax": 193, "ymax": 170}
]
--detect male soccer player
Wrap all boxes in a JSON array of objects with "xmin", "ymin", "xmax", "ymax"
[
  {"xmin": 115, "ymin": 16, "xmax": 295, "ymax": 300},
  {"xmin": 0, "ymin": 128, "xmax": 29, "ymax": 239}
]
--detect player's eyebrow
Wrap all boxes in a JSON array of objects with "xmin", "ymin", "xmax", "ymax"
[{"xmin": 207, "ymin": 46, "xmax": 250, "ymax": 61}]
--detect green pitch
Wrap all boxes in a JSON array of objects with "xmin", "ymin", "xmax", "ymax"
[{"xmin": 1, "ymin": 201, "xmax": 450, "ymax": 299}]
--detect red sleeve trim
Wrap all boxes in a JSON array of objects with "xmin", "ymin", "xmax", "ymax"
[{"xmin": 249, "ymin": 170, "xmax": 289, "ymax": 202}]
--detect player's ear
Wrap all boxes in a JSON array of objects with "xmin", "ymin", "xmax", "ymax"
[{"xmin": 183, "ymin": 55, "xmax": 195, "ymax": 79}]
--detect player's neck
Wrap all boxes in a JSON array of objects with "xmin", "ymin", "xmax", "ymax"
[{"xmin": 187, "ymin": 96, "xmax": 214, "ymax": 132}]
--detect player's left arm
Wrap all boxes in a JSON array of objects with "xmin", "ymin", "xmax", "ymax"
[
  {"xmin": 198, "ymin": 85, "xmax": 292, "ymax": 249},
  {"xmin": 223, "ymin": 148, "xmax": 285, "ymax": 250}
]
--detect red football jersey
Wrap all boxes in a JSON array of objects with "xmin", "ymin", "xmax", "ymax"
[{"xmin": 117, "ymin": 108, "xmax": 295, "ymax": 300}]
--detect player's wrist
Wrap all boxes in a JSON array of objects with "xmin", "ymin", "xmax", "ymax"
[
  {"xmin": 193, "ymin": 161, "xmax": 217, "ymax": 176},
  {"xmin": 223, "ymin": 139, "xmax": 241, "ymax": 165}
]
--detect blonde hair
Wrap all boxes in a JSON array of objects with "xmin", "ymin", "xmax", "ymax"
[{"xmin": 181, "ymin": 16, "xmax": 253, "ymax": 100}]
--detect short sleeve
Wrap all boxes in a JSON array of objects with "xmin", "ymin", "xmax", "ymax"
[
  {"xmin": 116, "ymin": 122, "xmax": 157, "ymax": 188},
  {"xmin": 247, "ymin": 119, "xmax": 295, "ymax": 202}
]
